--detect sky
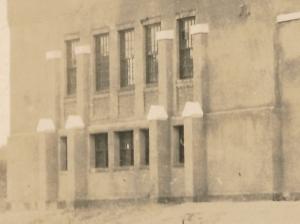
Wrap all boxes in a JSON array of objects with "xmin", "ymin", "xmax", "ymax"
[{"xmin": 0, "ymin": 0, "xmax": 10, "ymax": 147}]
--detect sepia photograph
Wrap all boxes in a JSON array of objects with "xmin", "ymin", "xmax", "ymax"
[{"xmin": 0, "ymin": 0, "xmax": 300, "ymax": 223}]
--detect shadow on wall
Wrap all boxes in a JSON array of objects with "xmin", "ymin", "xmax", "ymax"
[{"xmin": 0, "ymin": 146, "xmax": 7, "ymax": 200}]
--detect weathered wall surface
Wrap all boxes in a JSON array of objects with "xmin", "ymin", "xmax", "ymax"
[
  {"xmin": 206, "ymin": 109, "xmax": 278, "ymax": 196},
  {"xmin": 7, "ymin": 0, "xmax": 277, "ymax": 133},
  {"xmin": 278, "ymin": 18, "xmax": 300, "ymax": 194},
  {"xmin": 0, "ymin": 147, "xmax": 7, "ymax": 200},
  {"xmin": 7, "ymin": 134, "xmax": 39, "ymax": 206},
  {"xmin": 88, "ymin": 170, "xmax": 151, "ymax": 200},
  {"xmin": 0, "ymin": 0, "xmax": 9, "ymax": 146},
  {"xmin": 7, "ymin": 0, "xmax": 300, "ymax": 204}
]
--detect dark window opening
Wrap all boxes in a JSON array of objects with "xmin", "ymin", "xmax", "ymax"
[
  {"xmin": 179, "ymin": 17, "xmax": 195, "ymax": 79},
  {"xmin": 60, "ymin": 137, "xmax": 68, "ymax": 171},
  {"xmin": 119, "ymin": 131, "xmax": 134, "ymax": 166},
  {"xmin": 120, "ymin": 29, "xmax": 135, "ymax": 88},
  {"xmin": 176, "ymin": 126, "xmax": 184, "ymax": 164},
  {"xmin": 94, "ymin": 133, "xmax": 109, "ymax": 168},
  {"xmin": 141, "ymin": 129, "xmax": 150, "ymax": 166},
  {"xmin": 145, "ymin": 23, "xmax": 161, "ymax": 84},
  {"xmin": 66, "ymin": 39, "xmax": 79, "ymax": 95},
  {"xmin": 95, "ymin": 33, "xmax": 110, "ymax": 91}
]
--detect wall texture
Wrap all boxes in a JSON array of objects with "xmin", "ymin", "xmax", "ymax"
[
  {"xmin": 6, "ymin": 0, "xmax": 300, "ymax": 206},
  {"xmin": 0, "ymin": 0, "xmax": 9, "ymax": 146}
]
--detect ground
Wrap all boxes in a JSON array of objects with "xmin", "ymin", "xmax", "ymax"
[{"xmin": 0, "ymin": 201, "xmax": 300, "ymax": 224}]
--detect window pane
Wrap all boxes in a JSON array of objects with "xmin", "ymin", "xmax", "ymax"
[
  {"xmin": 94, "ymin": 133, "xmax": 108, "ymax": 168},
  {"xmin": 66, "ymin": 39, "xmax": 79, "ymax": 95},
  {"xmin": 179, "ymin": 17, "xmax": 195, "ymax": 79},
  {"xmin": 176, "ymin": 126, "xmax": 184, "ymax": 164},
  {"xmin": 95, "ymin": 33, "xmax": 110, "ymax": 91},
  {"xmin": 119, "ymin": 131, "xmax": 134, "ymax": 166},
  {"xmin": 120, "ymin": 29, "xmax": 135, "ymax": 87},
  {"xmin": 141, "ymin": 129, "xmax": 150, "ymax": 166},
  {"xmin": 60, "ymin": 137, "xmax": 68, "ymax": 171},
  {"xmin": 145, "ymin": 23, "xmax": 161, "ymax": 84}
]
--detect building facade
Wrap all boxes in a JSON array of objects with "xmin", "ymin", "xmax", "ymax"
[
  {"xmin": 6, "ymin": 0, "xmax": 300, "ymax": 209},
  {"xmin": 0, "ymin": 0, "xmax": 10, "ymax": 147}
]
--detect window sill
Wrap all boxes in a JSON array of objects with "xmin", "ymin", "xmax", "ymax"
[
  {"xmin": 139, "ymin": 165, "xmax": 150, "ymax": 170},
  {"xmin": 176, "ymin": 78, "xmax": 193, "ymax": 87},
  {"xmin": 64, "ymin": 95, "xmax": 76, "ymax": 102},
  {"xmin": 94, "ymin": 89, "xmax": 109, "ymax": 95},
  {"xmin": 118, "ymin": 87, "xmax": 135, "ymax": 96},
  {"xmin": 113, "ymin": 166, "xmax": 135, "ymax": 172},
  {"xmin": 119, "ymin": 85, "xmax": 135, "ymax": 93},
  {"xmin": 93, "ymin": 91, "xmax": 110, "ymax": 99},
  {"xmin": 90, "ymin": 168, "xmax": 109, "ymax": 173},
  {"xmin": 173, "ymin": 164, "xmax": 184, "ymax": 168},
  {"xmin": 144, "ymin": 84, "xmax": 158, "ymax": 92}
]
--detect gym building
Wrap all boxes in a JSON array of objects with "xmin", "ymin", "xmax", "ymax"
[{"xmin": 6, "ymin": 0, "xmax": 300, "ymax": 209}]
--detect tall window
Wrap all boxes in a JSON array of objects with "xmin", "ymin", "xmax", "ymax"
[
  {"xmin": 141, "ymin": 129, "xmax": 150, "ymax": 166},
  {"xmin": 175, "ymin": 126, "xmax": 184, "ymax": 164},
  {"xmin": 120, "ymin": 29, "xmax": 135, "ymax": 88},
  {"xmin": 94, "ymin": 133, "xmax": 109, "ymax": 168},
  {"xmin": 66, "ymin": 39, "xmax": 79, "ymax": 95},
  {"xmin": 119, "ymin": 131, "xmax": 134, "ymax": 166},
  {"xmin": 179, "ymin": 17, "xmax": 195, "ymax": 79},
  {"xmin": 145, "ymin": 23, "xmax": 161, "ymax": 84},
  {"xmin": 95, "ymin": 33, "xmax": 109, "ymax": 91},
  {"xmin": 60, "ymin": 137, "xmax": 68, "ymax": 171}
]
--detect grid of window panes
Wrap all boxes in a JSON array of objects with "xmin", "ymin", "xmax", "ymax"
[
  {"xmin": 142, "ymin": 129, "xmax": 150, "ymax": 166},
  {"xmin": 95, "ymin": 33, "xmax": 110, "ymax": 91},
  {"xmin": 94, "ymin": 133, "xmax": 109, "ymax": 168},
  {"xmin": 179, "ymin": 17, "xmax": 195, "ymax": 79},
  {"xmin": 60, "ymin": 137, "xmax": 68, "ymax": 171},
  {"xmin": 145, "ymin": 23, "xmax": 161, "ymax": 84},
  {"xmin": 119, "ymin": 131, "xmax": 134, "ymax": 166},
  {"xmin": 177, "ymin": 126, "xmax": 184, "ymax": 164},
  {"xmin": 66, "ymin": 39, "xmax": 79, "ymax": 95},
  {"xmin": 120, "ymin": 29, "xmax": 135, "ymax": 87}
]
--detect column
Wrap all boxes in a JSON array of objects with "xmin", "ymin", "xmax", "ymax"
[
  {"xmin": 182, "ymin": 102, "xmax": 207, "ymax": 201},
  {"xmin": 157, "ymin": 30, "xmax": 174, "ymax": 115},
  {"xmin": 272, "ymin": 108, "xmax": 284, "ymax": 200},
  {"xmin": 134, "ymin": 24, "xmax": 145, "ymax": 118},
  {"xmin": 37, "ymin": 118, "xmax": 58, "ymax": 209},
  {"xmin": 190, "ymin": 24, "xmax": 209, "ymax": 105},
  {"xmin": 65, "ymin": 116, "xmax": 87, "ymax": 204},
  {"xmin": 45, "ymin": 50, "xmax": 62, "ymax": 128},
  {"xmin": 109, "ymin": 29, "xmax": 120, "ymax": 119},
  {"xmin": 147, "ymin": 105, "xmax": 171, "ymax": 202},
  {"xmin": 134, "ymin": 128, "xmax": 142, "ymax": 169},
  {"xmin": 75, "ymin": 45, "xmax": 91, "ymax": 125},
  {"xmin": 185, "ymin": 23, "xmax": 209, "ymax": 201},
  {"xmin": 108, "ymin": 130, "xmax": 117, "ymax": 170}
]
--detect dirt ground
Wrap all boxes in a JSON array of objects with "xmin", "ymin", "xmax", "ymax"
[{"xmin": 0, "ymin": 201, "xmax": 300, "ymax": 224}]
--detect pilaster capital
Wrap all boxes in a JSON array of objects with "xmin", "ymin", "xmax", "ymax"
[
  {"xmin": 37, "ymin": 118, "xmax": 56, "ymax": 133},
  {"xmin": 182, "ymin": 102, "xmax": 203, "ymax": 118},
  {"xmin": 277, "ymin": 12, "xmax": 300, "ymax": 23},
  {"xmin": 46, "ymin": 50, "xmax": 62, "ymax": 60},
  {"xmin": 65, "ymin": 115, "xmax": 85, "ymax": 130},
  {"xmin": 147, "ymin": 105, "xmax": 168, "ymax": 121}
]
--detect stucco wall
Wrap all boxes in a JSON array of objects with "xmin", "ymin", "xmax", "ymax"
[
  {"xmin": 279, "ymin": 19, "xmax": 300, "ymax": 193},
  {"xmin": 87, "ymin": 170, "xmax": 151, "ymax": 200},
  {"xmin": 8, "ymin": 0, "xmax": 279, "ymax": 133},
  {"xmin": 7, "ymin": 0, "xmax": 300, "ymax": 203},
  {"xmin": 0, "ymin": 0, "xmax": 9, "ymax": 146},
  {"xmin": 206, "ymin": 109, "xmax": 277, "ymax": 195},
  {"xmin": 7, "ymin": 133, "xmax": 39, "ymax": 203}
]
